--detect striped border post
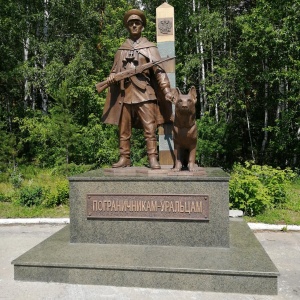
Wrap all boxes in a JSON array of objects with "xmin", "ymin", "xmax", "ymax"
[{"xmin": 156, "ymin": 2, "xmax": 176, "ymax": 166}]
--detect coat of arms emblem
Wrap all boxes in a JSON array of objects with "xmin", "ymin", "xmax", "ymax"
[{"xmin": 158, "ymin": 18, "xmax": 173, "ymax": 35}]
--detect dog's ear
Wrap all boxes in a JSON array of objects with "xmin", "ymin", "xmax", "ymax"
[
  {"xmin": 189, "ymin": 86, "xmax": 197, "ymax": 103},
  {"xmin": 171, "ymin": 87, "xmax": 181, "ymax": 103}
]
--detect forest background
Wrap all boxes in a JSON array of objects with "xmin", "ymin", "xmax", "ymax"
[
  {"xmin": 1, "ymin": 0, "xmax": 300, "ymax": 170},
  {"xmin": 0, "ymin": 0, "xmax": 299, "ymax": 220}
]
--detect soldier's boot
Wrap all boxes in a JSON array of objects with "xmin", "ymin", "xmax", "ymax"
[
  {"xmin": 112, "ymin": 140, "xmax": 131, "ymax": 168},
  {"xmin": 112, "ymin": 156, "xmax": 131, "ymax": 168},
  {"xmin": 147, "ymin": 140, "xmax": 161, "ymax": 170}
]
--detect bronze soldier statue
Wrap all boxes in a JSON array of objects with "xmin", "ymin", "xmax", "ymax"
[{"xmin": 101, "ymin": 9, "xmax": 173, "ymax": 169}]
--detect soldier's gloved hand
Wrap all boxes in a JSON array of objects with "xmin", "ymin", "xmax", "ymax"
[
  {"xmin": 165, "ymin": 92, "xmax": 173, "ymax": 102},
  {"xmin": 107, "ymin": 74, "xmax": 116, "ymax": 85}
]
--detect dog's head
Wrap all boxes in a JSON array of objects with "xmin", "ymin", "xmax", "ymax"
[{"xmin": 171, "ymin": 86, "xmax": 197, "ymax": 114}]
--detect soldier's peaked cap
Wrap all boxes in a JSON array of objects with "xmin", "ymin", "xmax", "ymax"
[{"xmin": 123, "ymin": 9, "xmax": 146, "ymax": 27}]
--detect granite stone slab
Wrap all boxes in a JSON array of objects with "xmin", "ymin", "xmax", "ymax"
[
  {"xmin": 12, "ymin": 219, "xmax": 278, "ymax": 295},
  {"xmin": 68, "ymin": 168, "xmax": 230, "ymax": 247}
]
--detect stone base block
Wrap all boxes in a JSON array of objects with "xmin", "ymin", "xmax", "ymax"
[
  {"xmin": 12, "ymin": 219, "xmax": 278, "ymax": 295},
  {"xmin": 69, "ymin": 168, "xmax": 230, "ymax": 248}
]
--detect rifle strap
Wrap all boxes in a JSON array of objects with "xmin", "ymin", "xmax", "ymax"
[
  {"xmin": 147, "ymin": 48, "xmax": 152, "ymax": 63},
  {"xmin": 130, "ymin": 76, "xmax": 147, "ymax": 91},
  {"xmin": 120, "ymin": 79, "xmax": 125, "ymax": 91}
]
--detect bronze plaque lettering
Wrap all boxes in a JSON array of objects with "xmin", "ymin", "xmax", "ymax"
[{"xmin": 87, "ymin": 194, "xmax": 209, "ymax": 220}]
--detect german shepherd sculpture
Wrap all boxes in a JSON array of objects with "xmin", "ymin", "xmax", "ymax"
[{"xmin": 171, "ymin": 86, "xmax": 198, "ymax": 172}]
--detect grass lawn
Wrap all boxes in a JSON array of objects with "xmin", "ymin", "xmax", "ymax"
[
  {"xmin": 0, "ymin": 167, "xmax": 70, "ymax": 218},
  {"xmin": 245, "ymin": 209, "xmax": 300, "ymax": 225},
  {"xmin": 0, "ymin": 202, "xmax": 69, "ymax": 218},
  {"xmin": 244, "ymin": 178, "xmax": 300, "ymax": 225}
]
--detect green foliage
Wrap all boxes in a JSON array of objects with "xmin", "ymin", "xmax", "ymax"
[
  {"xmin": 50, "ymin": 163, "xmax": 93, "ymax": 176},
  {"xmin": 0, "ymin": 202, "xmax": 69, "ymax": 218},
  {"xmin": 43, "ymin": 180, "xmax": 69, "ymax": 208},
  {"xmin": 0, "ymin": 193, "xmax": 9, "ymax": 203},
  {"xmin": 196, "ymin": 115, "xmax": 226, "ymax": 167},
  {"xmin": 48, "ymin": 82, "xmax": 82, "ymax": 165},
  {"xmin": 0, "ymin": 0, "xmax": 300, "ymax": 170},
  {"xmin": 131, "ymin": 128, "xmax": 148, "ymax": 166},
  {"xmin": 230, "ymin": 162, "xmax": 297, "ymax": 216},
  {"xmin": 9, "ymin": 170, "xmax": 23, "ymax": 189},
  {"xmin": 285, "ymin": 177, "xmax": 300, "ymax": 212},
  {"xmin": 18, "ymin": 82, "xmax": 83, "ymax": 166},
  {"xmin": 0, "ymin": 166, "xmax": 72, "ymax": 209},
  {"xmin": 18, "ymin": 186, "xmax": 44, "ymax": 207},
  {"xmin": 79, "ymin": 114, "xmax": 119, "ymax": 167},
  {"xmin": 0, "ymin": 123, "xmax": 18, "ymax": 172},
  {"xmin": 0, "ymin": 171, "xmax": 8, "ymax": 183},
  {"xmin": 19, "ymin": 165, "xmax": 38, "ymax": 180},
  {"xmin": 234, "ymin": 0, "xmax": 300, "ymax": 167},
  {"xmin": 230, "ymin": 166, "xmax": 271, "ymax": 216},
  {"xmin": 245, "ymin": 208, "xmax": 300, "ymax": 226}
]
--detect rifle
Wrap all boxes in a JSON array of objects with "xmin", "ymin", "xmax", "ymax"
[{"xmin": 95, "ymin": 56, "xmax": 175, "ymax": 94}]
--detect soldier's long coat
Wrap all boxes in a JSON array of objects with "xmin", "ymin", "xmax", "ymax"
[{"xmin": 101, "ymin": 37, "xmax": 172, "ymax": 129}]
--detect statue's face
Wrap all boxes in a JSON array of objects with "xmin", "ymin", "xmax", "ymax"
[{"xmin": 127, "ymin": 20, "xmax": 143, "ymax": 39}]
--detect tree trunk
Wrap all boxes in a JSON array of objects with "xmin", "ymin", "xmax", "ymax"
[
  {"xmin": 24, "ymin": 5, "xmax": 31, "ymax": 109},
  {"xmin": 193, "ymin": 0, "xmax": 206, "ymax": 115},
  {"xmin": 261, "ymin": 105, "xmax": 268, "ymax": 155},
  {"xmin": 41, "ymin": 0, "xmax": 49, "ymax": 114},
  {"xmin": 261, "ymin": 60, "xmax": 269, "ymax": 157},
  {"xmin": 245, "ymin": 97, "xmax": 255, "ymax": 161},
  {"xmin": 200, "ymin": 34, "xmax": 206, "ymax": 114},
  {"xmin": 295, "ymin": 126, "xmax": 300, "ymax": 166},
  {"xmin": 24, "ymin": 37, "xmax": 31, "ymax": 109}
]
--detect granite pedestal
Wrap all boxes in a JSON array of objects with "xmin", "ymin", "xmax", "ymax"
[
  {"xmin": 69, "ymin": 167, "xmax": 229, "ymax": 247},
  {"xmin": 12, "ymin": 167, "xmax": 279, "ymax": 294}
]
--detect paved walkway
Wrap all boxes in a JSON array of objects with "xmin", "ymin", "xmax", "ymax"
[{"xmin": 0, "ymin": 224, "xmax": 299, "ymax": 300}]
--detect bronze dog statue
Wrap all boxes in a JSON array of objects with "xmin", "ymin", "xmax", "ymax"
[{"xmin": 171, "ymin": 86, "xmax": 198, "ymax": 172}]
